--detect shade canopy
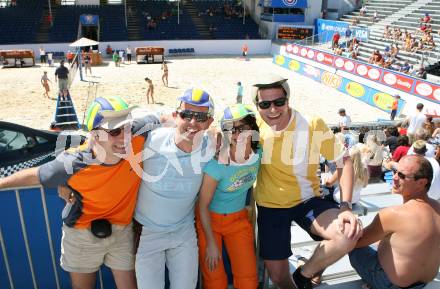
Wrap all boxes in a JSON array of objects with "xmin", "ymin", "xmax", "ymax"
[{"xmin": 69, "ymin": 37, "xmax": 99, "ymax": 47}]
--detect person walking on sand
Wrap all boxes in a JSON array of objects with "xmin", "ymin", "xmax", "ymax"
[
  {"xmin": 145, "ymin": 77, "xmax": 155, "ymax": 104},
  {"xmin": 41, "ymin": 71, "xmax": 52, "ymax": 99},
  {"xmin": 84, "ymin": 52, "xmax": 92, "ymax": 76},
  {"xmin": 161, "ymin": 61, "xmax": 168, "ymax": 86}
]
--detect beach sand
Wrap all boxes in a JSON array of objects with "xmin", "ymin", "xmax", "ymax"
[{"xmin": 0, "ymin": 55, "xmax": 390, "ymax": 130}]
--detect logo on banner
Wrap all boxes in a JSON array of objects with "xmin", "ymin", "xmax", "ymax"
[
  {"xmin": 86, "ymin": 15, "xmax": 94, "ymax": 24},
  {"xmin": 282, "ymin": 0, "xmax": 298, "ymax": 7}
]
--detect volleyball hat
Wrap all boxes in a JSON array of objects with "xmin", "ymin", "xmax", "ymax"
[
  {"xmin": 85, "ymin": 96, "xmax": 135, "ymax": 131},
  {"xmin": 178, "ymin": 88, "xmax": 214, "ymax": 115},
  {"xmin": 220, "ymin": 104, "xmax": 256, "ymax": 131}
]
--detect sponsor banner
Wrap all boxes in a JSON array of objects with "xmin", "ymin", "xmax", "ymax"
[
  {"xmin": 280, "ymin": 43, "xmax": 440, "ymax": 105},
  {"xmin": 414, "ymin": 81, "xmax": 440, "ymax": 102},
  {"xmin": 380, "ymin": 71, "xmax": 414, "ymax": 93},
  {"xmin": 316, "ymin": 19, "xmax": 349, "ymax": 43},
  {"xmin": 315, "ymin": 51, "xmax": 335, "ymax": 66},
  {"xmin": 264, "ymin": 0, "xmax": 308, "ymax": 8},
  {"xmin": 352, "ymin": 27, "xmax": 369, "ymax": 42},
  {"xmin": 273, "ymin": 54, "xmax": 406, "ymax": 116},
  {"xmin": 80, "ymin": 14, "xmax": 99, "ymax": 26},
  {"xmin": 354, "ymin": 63, "xmax": 382, "ymax": 81}
]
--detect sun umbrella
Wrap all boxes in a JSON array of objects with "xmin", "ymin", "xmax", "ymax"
[{"xmin": 69, "ymin": 37, "xmax": 99, "ymax": 47}]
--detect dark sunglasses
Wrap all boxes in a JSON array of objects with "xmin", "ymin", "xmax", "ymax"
[
  {"xmin": 96, "ymin": 127, "xmax": 125, "ymax": 137},
  {"xmin": 222, "ymin": 124, "xmax": 250, "ymax": 134},
  {"xmin": 257, "ymin": 97, "xmax": 288, "ymax": 110},
  {"xmin": 177, "ymin": 109, "xmax": 210, "ymax": 123},
  {"xmin": 392, "ymin": 169, "xmax": 418, "ymax": 180}
]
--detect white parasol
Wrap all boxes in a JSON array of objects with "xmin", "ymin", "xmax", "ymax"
[{"xmin": 69, "ymin": 37, "xmax": 99, "ymax": 47}]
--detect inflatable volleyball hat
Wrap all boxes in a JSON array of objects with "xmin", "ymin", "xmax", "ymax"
[
  {"xmin": 85, "ymin": 96, "xmax": 135, "ymax": 131},
  {"xmin": 220, "ymin": 104, "xmax": 256, "ymax": 131}
]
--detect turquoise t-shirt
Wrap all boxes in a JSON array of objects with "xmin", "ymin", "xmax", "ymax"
[{"xmin": 203, "ymin": 148, "xmax": 262, "ymax": 214}]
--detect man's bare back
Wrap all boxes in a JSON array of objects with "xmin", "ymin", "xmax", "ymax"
[{"xmin": 378, "ymin": 199, "xmax": 440, "ymax": 286}]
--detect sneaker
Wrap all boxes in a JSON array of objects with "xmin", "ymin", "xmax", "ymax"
[{"xmin": 292, "ymin": 267, "xmax": 313, "ymax": 289}]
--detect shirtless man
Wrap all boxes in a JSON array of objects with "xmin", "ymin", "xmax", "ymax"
[
  {"xmin": 349, "ymin": 155, "xmax": 440, "ymax": 289},
  {"xmin": 41, "ymin": 71, "xmax": 52, "ymax": 99},
  {"xmin": 161, "ymin": 61, "xmax": 168, "ymax": 86}
]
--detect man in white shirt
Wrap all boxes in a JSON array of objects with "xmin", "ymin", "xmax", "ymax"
[
  {"xmin": 338, "ymin": 108, "xmax": 352, "ymax": 129},
  {"xmin": 406, "ymin": 103, "xmax": 427, "ymax": 144}
]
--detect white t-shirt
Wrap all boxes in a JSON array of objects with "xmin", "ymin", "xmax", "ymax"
[
  {"xmin": 126, "ymin": 47, "xmax": 131, "ymax": 54},
  {"xmin": 407, "ymin": 112, "xmax": 426, "ymax": 135},
  {"xmin": 39, "ymin": 48, "xmax": 45, "ymax": 56},
  {"xmin": 47, "ymin": 53, "xmax": 53, "ymax": 60},
  {"xmin": 339, "ymin": 115, "xmax": 352, "ymax": 128}
]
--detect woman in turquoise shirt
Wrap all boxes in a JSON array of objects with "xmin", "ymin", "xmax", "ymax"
[{"xmin": 196, "ymin": 104, "xmax": 261, "ymax": 289}]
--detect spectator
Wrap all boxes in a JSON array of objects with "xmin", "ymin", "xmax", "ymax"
[
  {"xmin": 365, "ymin": 134, "xmax": 384, "ymax": 178},
  {"xmin": 384, "ymin": 126, "xmax": 400, "ymax": 154},
  {"xmin": 126, "ymin": 46, "xmax": 132, "ymax": 64},
  {"xmin": 399, "ymin": 61, "xmax": 411, "ymax": 74},
  {"xmin": 350, "ymin": 156, "xmax": 440, "ymax": 289},
  {"xmin": 415, "ymin": 67, "xmax": 427, "ymax": 79},
  {"xmin": 406, "ymin": 103, "xmax": 427, "ymax": 143},
  {"xmin": 338, "ymin": 108, "xmax": 352, "ymax": 129},
  {"xmin": 196, "ymin": 104, "xmax": 260, "ymax": 289},
  {"xmin": 407, "ymin": 140, "xmax": 440, "ymax": 201},
  {"xmin": 106, "ymin": 45, "xmax": 113, "ymax": 56},
  {"xmin": 360, "ymin": 5, "xmax": 367, "ymax": 16},
  {"xmin": 39, "ymin": 46, "xmax": 46, "ymax": 66},
  {"xmin": 324, "ymin": 146, "xmax": 369, "ymax": 205},
  {"xmin": 372, "ymin": 10, "xmax": 378, "ymax": 22},
  {"xmin": 383, "ymin": 25, "xmax": 390, "ymax": 39},
  {"xmin": 66, "ymin": 50, "xmax": 74, "ymax": 65},
  {"xmin": 332, "ymin": 32, "xmax": 340, "ymax": 49},
  {"xmin": 408, "ymin": 128, "xmax": 436, "ymax": 158},
  {"xmin": 392, "ymin": 135, "xmax": 411, "ymax": 162},
  {"xmin": 421, "ymin": 12, "xmax": 432, "ymax": 24}
]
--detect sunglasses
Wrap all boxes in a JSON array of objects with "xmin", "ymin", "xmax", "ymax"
[
  {"xmin": 177, "ymin": 109, "xmax": 210, "ymax": 123},
  {"xmin": 222, "ymin": 124, "xmax": 250, "ymax": 134},
  {"xmin": 257, "ymin": 97, "xmax": 288, "ymax": 110},
  {"xmin": 392, "ymin": 169, "xmax": 419, "ymax": 180},
  {"xmin": 96, "ymin": 127, "xmax": 126, "ymax": 137}
]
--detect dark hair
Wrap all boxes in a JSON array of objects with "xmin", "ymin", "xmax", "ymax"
[
  {"xmin": 145, "ymin": 77, "xmax": 150, "ymax": 81},
  {"xmin": 241, "ymin": 114, "xmax": 260, "ymax": 152},
  {"xmin": 388, "ymin": 126, "xmax": 399, "ymax": 137},
  {"xmin": 416, "ymin": 103, "xmax": 424, "ymax": 110},
  {"xmin": 255, "ymin": 84, "xmax": 287, "ymax": 102},
  {"xmin": 413, "ymin": 156, "xmax": 433, "ymax": 191},
  {"xmin": 397, "ymin": 135, "xmax": 410, "ymax": 147}
]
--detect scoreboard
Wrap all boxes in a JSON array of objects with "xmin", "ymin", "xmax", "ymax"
[{"xmin": 277, "ymin": 26, "xmax": 314, "ymax": 40}]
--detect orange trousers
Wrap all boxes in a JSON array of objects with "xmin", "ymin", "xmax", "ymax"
[{"xmin": 195, "ymin": 209, "xmax": 258, "ymax": 289}]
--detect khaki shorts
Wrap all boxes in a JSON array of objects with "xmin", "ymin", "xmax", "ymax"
[{"xmin": 61, "ymin": 223, "xmax": 134, "ymax": 273}]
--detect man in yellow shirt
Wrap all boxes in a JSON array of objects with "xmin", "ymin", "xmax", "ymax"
[{"xmin": 251, "ymin": 75, "xmax": 362, "ymax": 289}]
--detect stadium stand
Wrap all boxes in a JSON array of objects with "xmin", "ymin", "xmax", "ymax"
[
  {"xmin": 339, "ymin": 0, "xmax": 440, "ymax": 71},
  {"xmin": 0, "ymin": 0, "xmax": 44, "ymax": 44}
]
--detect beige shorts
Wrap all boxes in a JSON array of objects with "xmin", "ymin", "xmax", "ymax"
[{"xmin": 61, "ymin": 223, "xmax": 134, "ymax": 273}]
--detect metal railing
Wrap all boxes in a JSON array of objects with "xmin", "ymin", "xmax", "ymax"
[{"xmin": 0, "ymin": 186, "xmax": 109, "ymax": 289}]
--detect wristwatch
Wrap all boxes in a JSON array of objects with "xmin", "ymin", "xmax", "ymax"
[{"xmin": 340, "ymin": 201, "xmax": 352, "ymax": 210}]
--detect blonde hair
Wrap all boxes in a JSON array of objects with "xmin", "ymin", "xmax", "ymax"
[{"xmin": 350, "ymin": 146, "xmax": 369, "ymax": 187}]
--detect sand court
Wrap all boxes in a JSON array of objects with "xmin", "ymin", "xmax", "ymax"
[{"xmin": 0, "ymin": 55, "xmax": 390, "ymax": 129}]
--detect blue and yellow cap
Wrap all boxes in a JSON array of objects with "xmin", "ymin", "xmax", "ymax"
[
  {"xmin": 85, "ymin": 96, "xmax": 134, "ymax": 131},
  {"xmin": 220, "ymin": 104, "xmax": 255, "ymax": 129},
  {"xmin": 178, "ymin": 88, "xmax": 214, "ymax": 114}
]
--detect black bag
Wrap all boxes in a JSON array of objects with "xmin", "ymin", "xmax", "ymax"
[{"xmin": 91, "ymin": 219, "xmax": 112, "ymax": 238}]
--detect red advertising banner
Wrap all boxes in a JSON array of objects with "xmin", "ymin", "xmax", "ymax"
[
  {"xmin": 381, "ymin": 71, "xmax": 414, "ymax": 93},
  {"xmin": 354, "ymin": 63, "xmax": 382, "ymax": 81},
  {"xmin": 334, "ymin": 57, "xmax": 356, "ymax": 72},
  {"xmin": 315, "ymin": 51, "xmax": 335, "ymax": 66},
  {"xmin": 281, "ymin": 43, "xmax": 440, "ymax": 104},
  {"xmin": 414, "ymin": 81, "xmax": 440, "ymax": 102}
]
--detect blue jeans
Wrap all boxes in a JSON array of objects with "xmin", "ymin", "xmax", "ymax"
[{"xmin": 349, "ymin": 246, "xmax": 426, "ymax": 289}]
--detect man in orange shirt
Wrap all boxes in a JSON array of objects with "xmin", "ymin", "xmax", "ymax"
[
  {"xmin": 390, "ymin": 94, "xmax": 400, "ymax": 120},
  {"xmin": 0, "ymin": 96, "xmax": 160, "ymax": 289}
]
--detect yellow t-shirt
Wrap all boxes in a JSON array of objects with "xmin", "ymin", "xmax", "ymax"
[{"xmin": 255, "ymin": 110, "xmax": 344, "ymax": 208}]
